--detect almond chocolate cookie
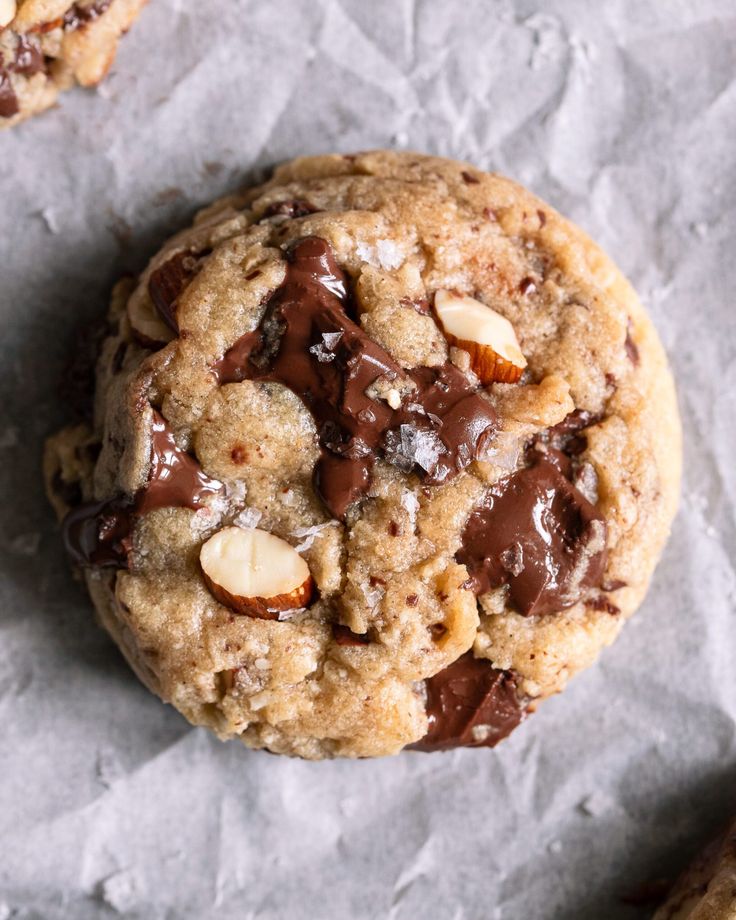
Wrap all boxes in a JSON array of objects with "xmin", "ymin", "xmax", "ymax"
[
  {"xmin": 653, "ymin": 818, "xmax": 736, "ymax": 919},
  {"xmin": 0, "ymin": 0, "xmax": 146, "ymax": 127},
  {"xmin": 44, "ymin": 151, "xmax": 681, "ymax": 759}
]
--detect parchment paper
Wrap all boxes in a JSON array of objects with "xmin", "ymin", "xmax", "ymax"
[{"xmin": 1, "ymin": 1, "xmax": 735, "ymax": 917}]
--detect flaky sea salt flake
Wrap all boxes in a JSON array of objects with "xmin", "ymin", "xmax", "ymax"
[
  {"xmin": 400, "ymin": 425, "xmax": 445, "ymax": 473},
  {"xmin": 400, "ymin": 490, "xmax": 419, "ymax": 524},
  {"xmin": 375, "ymin": 239, "xmax": 404, "ymax": 270},
  {"xmin": 233, "ymin": 507, "xmax": 263, "ymax": 529},
  {"xmin": 292, "ymin": 520, "xmax": 338, "ymax": 552}
]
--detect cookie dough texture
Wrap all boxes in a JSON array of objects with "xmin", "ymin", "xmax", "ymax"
[
  {"xmin": 0, "ymin": 0, "xmax": 146, "ymax": 127},
  {"xmin": 45, "ymin": 151, "xmax": 681, "ymax": 759},
  {"xmin": 654, "ymin": 819, "xmax": 736, "ymax": 920}
]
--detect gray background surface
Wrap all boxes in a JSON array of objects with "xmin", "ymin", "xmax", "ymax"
[{"xmin": 1, "ymin": 1, "xmax": 735, "ymax": 918}]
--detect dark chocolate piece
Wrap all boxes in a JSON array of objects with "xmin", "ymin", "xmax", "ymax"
[
  {"xmin": 395, "ymin": 365, "xmax": 497, "ymax": 485},
  {"xmin": 147, "ymin": 251, "xmax": 203, "ymax": 334},
  {"xmin": 62, "ymin": 498, "xmax": 133, "ymax": 567},
  {"xmin": 544, "ymin": 408, "xmax": 599, "ymax": 457},
  {"xmin": 457, "ymin": 454, "xmax": 607, "ymax": 617},
  {"xmin": 409, "ymin": 652, "xmax": 525, "ymax": 752},
  {"xmin": 212, "ymin": 237, "xmax": 497, "ymax": 520},
  {"xmin": 314, "ymin": 453, "xmax": 371, "ymax": 522},
  {"xmin": 262, "ymin": 200, "xmax": 319, "ymax": 219},
  {"xmin": 137, "ymin": 411, "xmax": 223, "ymax": 514},
  {"xmin": 61, "ymin": 411, "xmax": 222, "ymax": 567},
  {"xmin": 0, "ymin": 59, "xmax": 19, "ymax": 119},
  {"xmin": 63, "ymin": 0, "xmax": 112, "ymax": 30},
  {"xmin": 12, "ymin": 35, "xmax": 45, "ymax": 76}
]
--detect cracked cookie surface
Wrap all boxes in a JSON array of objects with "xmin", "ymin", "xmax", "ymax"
[
  {"xmin": 45, "ymin": 151, "xmax": 681, "ymax": 759},
  {"xmin": 0, "ymin": 0, "xmax": 146, "ymax": 127}
]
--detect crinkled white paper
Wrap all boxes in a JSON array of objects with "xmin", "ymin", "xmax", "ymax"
[{"xmin": 1, "ymin": 1, "xmax": 735, "ymax": 917}]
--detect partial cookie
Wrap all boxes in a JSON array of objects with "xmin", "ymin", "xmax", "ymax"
[
  {"xmin": 0, "ymin": 0, "xmax": 146, "ymax": 127},
  {"xmin": 653, "ymin": 819, "xmax": 736, "ymax": 919},
  {"xmin": 45, "ymin": 151, "xmax": 681, "ymax": 759}
]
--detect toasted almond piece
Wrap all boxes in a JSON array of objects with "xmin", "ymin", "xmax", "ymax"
[
  {"xmin": 200, "ymin": 526, "xmax": 314, "ymax": 619},
  {"xmin": 434, "ymin": 289, "xmax": 527, "ymax": 384},
  {"xmin": 127, "ymin": 293, "xmax": 175, "ymax": 349},
  {"xmin": 0, "ymin": 0, "xmax": 16, "ymax": 27}
]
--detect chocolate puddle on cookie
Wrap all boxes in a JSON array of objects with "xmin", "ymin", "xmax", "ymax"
[
  {"xmin": 457, "ymin": 412, "xmax": 608, "ymax": 617},
  {"xmin": 211, "ymin": 236, "xmax": 498, "ymax": 519},
  {"xmin": 62, "ymin": 411, "xmax": 223, "ymax": 566}
]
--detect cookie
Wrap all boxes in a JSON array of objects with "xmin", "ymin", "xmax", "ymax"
[
  {"xmin": 653, "ymin": 819, "xmax": 736, "ymax": 919},
  {"xmin": 0, "ymin": 0, "xmax": 146, "ymax": 127},
  {"xmin": 45, "ymin": 151, "xmax": 681, "ymax": 759}
]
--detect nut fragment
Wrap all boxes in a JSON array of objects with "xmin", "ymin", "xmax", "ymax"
[
  {"xmin": 434, "ymin": 289, "xmax": 527, "ymax": 384},
  {"xmin": 0, "ymin": 0, "xmax": 16, "ymax": 28},
  {"xmin": 200, "ymin": 526, "xmax": 314, "ymax": 619},
  {"xmin": 127, "ymin": 294, "xmax": 175, "ymax": 348}
]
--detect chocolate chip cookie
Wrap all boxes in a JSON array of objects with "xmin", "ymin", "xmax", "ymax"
[
  {"xmin": 653, "ymin": 818, "xmax": 736, "ymax": 919},
  {"xmin": 0, "ymin": 0, "xmax": 146, "ymax": 127},
  {"xmin": 44, "ymin": 151, "xmax": 681, "ymax": 759}
]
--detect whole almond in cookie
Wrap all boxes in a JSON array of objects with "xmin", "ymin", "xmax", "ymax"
[
  {"xmin": 434, "ymin": 289, "xmax": 528, "ymax": 384},
  {"xmin": 0, "ymin": 0, "xmax": 17, "ymax": 28},
  {"xmin": 200, "ymin": 526, "xmax": 314, "ymax": 619}
]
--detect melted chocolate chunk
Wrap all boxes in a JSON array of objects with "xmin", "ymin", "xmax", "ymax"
[
  {"xmin": 62, "ymin": 498, "xmax": 133, "ymax": 567},
  {"xmin": 262, "ymin": 200, "xmax": 319, "ymax": 219},
  {"xmin": 0, "ymin": 59, "xmax": 19, "ymax": 119},
  {"xmin": 409, "ymin": 652, "xmax": 525, "ymax": 752},
  {"xmin": 545, "ymin": 408, "xmax": 599, "ymax": 457},
  {"xmin": 63, "ymin": 0, "xmax": 112, "ymax": 29},
  {"xmin": 457, "ymin": 455, "xmax": 607, "ymax": 617},
  {"xmin": 314, "ymin": 453, "xmax": 371, "ymax": 521},
  {"xmin": 137, "ymin": 411, "xmax": 223, "ymax": 513},
  {"xmin": 212, "ymin": 237, "xmax": 497, "ymax": 520},
  {"xmin": 61, "ymin": 412, "xmax": 222, "ymax": 566},
  {"xmin": 396, "ymin": 366, "xmax": 497, "ymax": 484},
  {"xmin": 12, "ymin": 36, "xmax": 44, "ymax": 76},
  {"xmin": 148, "ymin": 251, "xmax": 203, "ymax": 334}
]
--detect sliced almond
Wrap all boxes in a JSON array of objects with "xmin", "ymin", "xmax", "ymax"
[
  {"xmin": 127, "ymin": 292, "xmax": 175, "ymax": 349},
  {"xmin": 434, "ymin": 289, "xmax": 527, "ymax": 384},
  {"xmin": 0, "ymin": 0, "xmax": 17, "ymax": 28},
  {"xmin": 200, "ymin": 526, "xmax": 314, "ymax": 619}
]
